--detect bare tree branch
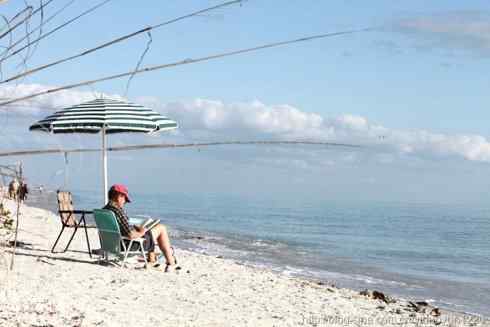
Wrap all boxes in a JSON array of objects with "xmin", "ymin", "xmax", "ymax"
[
  {"xmin": 0, "ymin": 141, "xmax": 362, "ymax": 158},
  {"xmin": 1, "ymin": 0, "xmax": 244, "ymax": 84},
  {"xmin": 0, "ymin": 28, "xmax": 374, "ymax": 107}
]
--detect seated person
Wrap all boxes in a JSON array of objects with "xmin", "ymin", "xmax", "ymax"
[{"xmin": 103, "ymin": 184, "xmax": 180, "ymax": 272}]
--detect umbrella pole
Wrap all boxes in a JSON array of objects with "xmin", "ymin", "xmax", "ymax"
[
  {"xmin": 64, "ymin": 152, "xmax": 69, "ymax": 189},
  {"xmin": 102, "ymin": 126, "xmax": 108, "ymax": 204}
]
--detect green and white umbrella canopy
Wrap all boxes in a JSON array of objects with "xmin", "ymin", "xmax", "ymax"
[
  {"xmin": 29, "ymin": 98, "xmax": 177, "ymax": 133},
  {"xmin": 29, "ymin": 97, "xmax": 178, "ymax": 203}
]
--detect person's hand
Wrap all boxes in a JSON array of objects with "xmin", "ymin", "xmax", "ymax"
[{"xmin": 136, "ymin": 226, "xmax": 146, "ymax": 238}]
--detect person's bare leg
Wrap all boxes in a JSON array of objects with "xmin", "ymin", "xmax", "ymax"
[{"xmin": 154, "ymin": 224, "xmax": 176, "ymax": 265}]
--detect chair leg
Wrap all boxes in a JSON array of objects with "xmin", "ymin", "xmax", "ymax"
[
  {"xmin": 51, "ymin": 225, "xmax": 66, "ymax": 253},
  {"xmin": 122, "ymin": 240, "xmax": 134, "ymax": 268},
  {"xmin": 80, "ymin": 215, "xmax": 92, "ymax": 258},
  {"xmin": 140, "ymin": 240, "xmax": 148, "ymax": 267},
  {"xmin": 62, "ymin": 224, "xmax": 79, "ymax": 253}
]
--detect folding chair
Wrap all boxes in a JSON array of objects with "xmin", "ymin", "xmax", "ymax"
[
  {"xmin": 51, "ymin": 190, "xmax": 93, "ymax": 257},
  {"xmin": 93, "ymin": 209, "xmax": 148, "ymax": 268}
]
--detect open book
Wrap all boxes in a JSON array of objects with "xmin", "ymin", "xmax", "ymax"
[{"xmin": 141, "ymin": 218, "xmax": 160, "ymax": 231}]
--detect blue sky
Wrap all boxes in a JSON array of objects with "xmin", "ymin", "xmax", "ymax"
[
  {"xmin": 2, "ymin": 0, "xmax": 488, "ymax": 133},
  {"xmin": 1, "ymin": 0, "xmax": 490, "ymax": 204}
]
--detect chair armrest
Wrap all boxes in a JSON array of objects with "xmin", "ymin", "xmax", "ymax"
[
  {"xmin": 74, "ymin": 210, "xmax": 93, "ymax": 214},
  {"xmin": 121, "ymin": 236, "xmax": 145, "ymax": 242},
  {"xmin": 59, "ymin": 210, "xmax": 93, "ymax": 214}
]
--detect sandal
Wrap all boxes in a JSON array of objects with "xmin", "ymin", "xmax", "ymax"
[
  {"xmin": 154, "ymin": 247, "xmax": 177, "ymax": 265},
  {"xmin": 164, "ymin": 264, "xmax": 182, "ymax": 273},
  {"xmin": 165, "ymin": 247, "xmax": 181, "ymax": 272},
  {"xmin": 149, "ymin": 247, "xmax": 180, "ymax": 271}
]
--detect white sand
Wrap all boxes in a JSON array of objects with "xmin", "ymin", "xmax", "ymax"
[{"xmin": 0, "ymin": 199, "xmax": 489, "ymax": 327}]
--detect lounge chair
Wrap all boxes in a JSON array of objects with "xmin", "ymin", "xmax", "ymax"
[
  {"xmin": 51, "ymin": 190, "xmax": 93, "ymax": 257},
  {"xmin": 92, "ymin": 209, "xmax": 148, "ymax": 268}
]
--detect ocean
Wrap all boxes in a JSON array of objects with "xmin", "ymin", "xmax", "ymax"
[{"xmin": 28, "ymin": 189, "xmax": 490, "ymax": 317}]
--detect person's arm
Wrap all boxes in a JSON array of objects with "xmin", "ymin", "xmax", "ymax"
[
  {"xmin": 131, "ymin": 225, "xmax": 146, "ymax": 238},
  {"xmin": 118, "ymin": 208, "xmax": 145, "ymax": 240},
  {"xmin": 128, "ymin": 228, "xmax": 145, "ymax": 239}
]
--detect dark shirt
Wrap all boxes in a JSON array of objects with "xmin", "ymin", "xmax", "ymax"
[{"xmin": 103, "ymin": 202, "xmax": 132, "ymax": 237}]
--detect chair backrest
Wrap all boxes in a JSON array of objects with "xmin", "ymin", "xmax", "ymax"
[
  {"xmin": 93, "ymin": 209, "xmax": 122, "ymax": 255},
  {"xmin": 57, "ymin": 190, "xmax": 76, "ymax": 226}
]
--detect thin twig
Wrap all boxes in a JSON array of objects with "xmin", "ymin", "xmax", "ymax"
[
  {"xmin": 1, "ymin": 0, "xmax": 77, "ymax": 60},
  {"xmin": 1, "ymin": 0, "xmax": 244, "ymax": 84},
  {"xmin": 22, "ymin": 0, "xmax": 45, "ymax": 62},
  {"xmin": 124, "ymin": 31, "xmax": 152, "ymax": 97},
  {"xmin": 0, "ymin": 0, "xmax": 54, "ymax": 41},
  {"xmin": 0, "ymin": 0, "xmax": 112, "ymax": 65},
  {"xmin": 0, "ymin": 5, "xmax": 33, "ymax": 41}
]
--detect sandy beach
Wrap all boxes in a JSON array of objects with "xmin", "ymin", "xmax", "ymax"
[{"xmin": 0, "ymin": 199, "xmax": 489, "ymax": 327}]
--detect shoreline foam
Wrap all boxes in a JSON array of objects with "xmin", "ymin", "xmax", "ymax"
[{"xmin": 0, "ymin": 199, "xmax": 489, "ymax": 326}]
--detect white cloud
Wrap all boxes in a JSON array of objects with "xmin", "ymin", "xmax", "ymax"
[
  {"xmin": 0, "ymin": 83, "xmax": 123, "ymax": 115},
  {"xmin": 396, "ymin": 11, "xmax": 490, "ymax": 55},
  {"xmin": 156, "ymin": 98, "xmax": 326, "ymax": 138},
  {"xmin": 2, "ymin": 84, "xmax": 490, "ymax": 164},
  {"xmin": 149, "ymin": 98, "xmax": 490, "ymax": 163}
]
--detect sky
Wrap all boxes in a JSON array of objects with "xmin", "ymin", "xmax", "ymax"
[{"xmin": 1, "ymin": 0, "xmax": 490, "ymax": 205}]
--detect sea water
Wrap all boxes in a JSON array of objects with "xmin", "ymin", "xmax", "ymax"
[{"xmin": 29, "ymin": 190, "xmax": 490, "ymax": 317}]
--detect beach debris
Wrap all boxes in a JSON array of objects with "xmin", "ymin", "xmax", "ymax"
[
  {"xmin": 372, "ymin": 290, "xmax": 389, "ymax": 303},
  {"xmin": 406, "ymin": 301, "xmax": 442, "ymax": 316},
  {"xmin": 110, "ymin": 278, "xmax": 129, "ymax": 285},
  {"xmin": 8, "ymin": 240, "xmax": 33, "ymax": 249},
  {"xmin": 407, "ymin": 301, "xmax": 418, "ymax": 309},
  {"xmin": 36, "ymin": 257, "xmax": 55, "ymax": 265},
  {"xmin": 430, "ymin": 308, "xmax": 441, "ymax": 317},
  {"xmin": 359, "ymin": 289, "xmax": 396, "ymax": 304},
  {"xmin": 187, "ymin": 235, "xmax": 204, "ymax": 240}
]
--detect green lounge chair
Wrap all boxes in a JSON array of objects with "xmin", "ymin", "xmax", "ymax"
[{"xmin": 93, "ymin": 209, "xmax": 148, "ymax": 268}]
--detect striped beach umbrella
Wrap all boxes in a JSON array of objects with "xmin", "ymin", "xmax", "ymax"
[{"xmin": 29, "ymin": 97, "xmax": 178, "ymax": 203}]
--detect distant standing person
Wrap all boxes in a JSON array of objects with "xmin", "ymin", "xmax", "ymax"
[
  {"xmin": 8, "ymin": 179, "xmax": 19, "ymax": 200},
  {"xmin": 19, "ymin": 181, "xmax": 28, "ymax": 202}
]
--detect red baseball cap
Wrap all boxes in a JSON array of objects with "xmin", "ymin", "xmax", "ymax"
[{"xmin": 110, "ymin": 184, "xmax": 131, "ymax": 203}]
